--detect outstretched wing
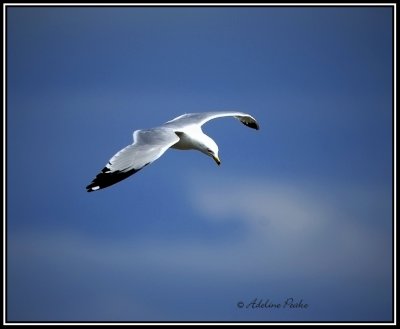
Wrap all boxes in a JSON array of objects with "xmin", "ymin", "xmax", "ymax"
[
  {"xmin": 165, "ymin": 111, "xmax": 260, "ymax": 130},
  {"xmin": 86, "ymin": 128, "xmax": 179, "ymax": 192}
]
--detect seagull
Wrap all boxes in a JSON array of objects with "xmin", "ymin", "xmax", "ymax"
[{"xmin": 86, "ymin": 111, "xmax": 259, "ymax": 192}]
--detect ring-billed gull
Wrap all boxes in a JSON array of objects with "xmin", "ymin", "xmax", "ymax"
[{"xmin": 86, "ymin": 111, "xmax": 259, "ymax": 192}]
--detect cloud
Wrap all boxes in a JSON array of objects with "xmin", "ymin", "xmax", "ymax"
[
  {"xmin": 187, "ymin": 173, "xmax": 391, "ymax": 280},
  {"xmin": 10, "ymin": 174, "xmax": 390, "ymax": 282},
  {"xmin": 7, "ymin": 173, "xmax": 392, "ymax": 320}
]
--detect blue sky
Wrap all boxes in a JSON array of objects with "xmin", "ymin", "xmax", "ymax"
[{"xmin": 7, "ymin": 6, "xmax": 393, "ymax": 322}]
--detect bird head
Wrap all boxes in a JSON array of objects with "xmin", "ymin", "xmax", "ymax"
[{"xmin": 201, "ymin": 136, "xmax": 220, "ymax": 166}]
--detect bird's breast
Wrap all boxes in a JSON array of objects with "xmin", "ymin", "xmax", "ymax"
[{"xmin": 171, "ymin": 131, "xmax": 197, "ymax": 150}]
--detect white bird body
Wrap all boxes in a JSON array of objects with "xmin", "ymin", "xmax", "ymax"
[
  {"xmin": 86, "ymin": 111, "xmax": 259, "ymax": 192},
  {"xmin": 171, "ymin": 127, "xmax": 208, "ymax": 150}
]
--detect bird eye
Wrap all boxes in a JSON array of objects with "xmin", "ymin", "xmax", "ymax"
[{"xmin": 207, "ymin": 148, "xmax": 213, "ymax": 154}]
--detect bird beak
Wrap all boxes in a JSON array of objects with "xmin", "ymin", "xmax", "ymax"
[{"xmin": 212, "ymin": 155, "xmax": 221, "ymax": 166}]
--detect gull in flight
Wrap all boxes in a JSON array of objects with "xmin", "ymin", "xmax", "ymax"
[{"xmin": 86, "ymin": 111, "xmax": 259, "ymax": 192}]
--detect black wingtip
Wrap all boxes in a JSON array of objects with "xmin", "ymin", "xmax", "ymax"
[
  {"xmin": 85, "ymin": 167, "xmax": 140, "ymax": 192},
  {"xmin": 86, "ymin": 162, "xmax": 152, "ymax": 192},
  {"xmin": 243, "ymin": 121, "xmax": 260, "ymax": 130},
  {"xmin": 86, "ymin": 184, "xmax": 100, "ymax": 192}
]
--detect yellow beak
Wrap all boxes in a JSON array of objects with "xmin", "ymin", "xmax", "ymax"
[{"xmin": 212, "ymin": 155, "xmax": 221, "ymax": 166}]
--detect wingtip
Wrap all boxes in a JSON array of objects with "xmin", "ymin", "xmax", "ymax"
[
  {"xmin": 86, "ymin": 166, "xmax": 142, "ymax": 192},
  {"xmin": 245, "ymin": 121, "xmax": 260, "ymax": 130},
  {"xmin": 86, "ymin": 185, "xmax": 100, "ymax": 192},
  {"xmin": 237, "ymin": 115, "xmax": 260, "ymax": 130}
]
